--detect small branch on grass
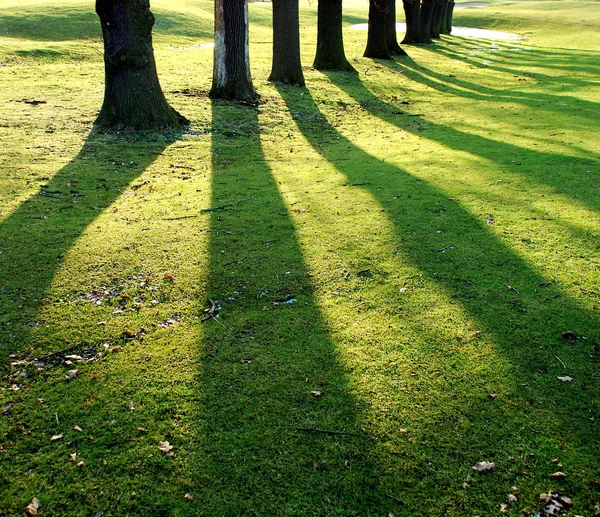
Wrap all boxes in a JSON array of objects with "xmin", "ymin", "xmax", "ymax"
[
  {"xmin": 435, "ymin": 245, "xmax": 454, "ymax": 253},
  {"xmin": 223, "ymin": 256, "xmax": 246, "ymax": 266},
  {"xmin": 554, "ymin": 354, "xmax": 567, "ymax": 369},
  {"xmin": 199, "ymin": 205, "xmax": 231, "ymax": 213},
  {"xmin": 162, "ymin": 215, "xmax": 199, "ymax": 221}
]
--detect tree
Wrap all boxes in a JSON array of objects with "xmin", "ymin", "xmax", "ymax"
[
  {"xmin": 401, "ymin": 0, "xmax": 423, "ymax": 44},
  {"xmin": 419, "ymin": 0, "xmax": 435, "ymax": 42},
  {"xmin": 364, "ymin": 0, "xmax": 391, "ymax": 59},
  {"xmin": 313, "ymin": 0, "xmax": 356, "ymax": 72},
  {"xmin": 210, "ymin": 0, "xmax": 258, "ymax": 104},
  {"xmin": 445, "ymin": 0, "xmax": 455, "ymax": 34},
  {"xmin": 94, "ymin": 0, "xmax": 188, "ymax": 130},
  {"xmin": 385, "ymin": 0, "xmax": 407, "ymax": 55},
  {"xmin": 269, "ymin": 0, "xmax": 305, "ymax": 86}
]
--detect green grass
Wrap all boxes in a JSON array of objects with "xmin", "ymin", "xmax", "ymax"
[{"xmin": 1, "ymin": 0, "xmax": 599, "ymax": 515}]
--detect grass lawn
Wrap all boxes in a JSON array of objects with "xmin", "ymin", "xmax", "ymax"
[{"xmin": 1, "ymin": 0, "xmax": 599, "ymax": 515}]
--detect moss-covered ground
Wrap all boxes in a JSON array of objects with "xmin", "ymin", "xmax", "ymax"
[{"xmin": 1, "ymin": 0, "xmax": 599, "ymax": 515}]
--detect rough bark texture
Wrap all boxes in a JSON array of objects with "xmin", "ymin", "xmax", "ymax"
[
  {"xmin": 401, "ymin": 0, "xmax": 422, "ymax": 44},
  {"xmin": 95, "ymin": 0, "xmax": 187, "ymax": 130},
  {"xmin": 431, "ymin": 0, "xmax": 443, "ymax": 38},
  {"xmin": 439, "ymin": 0, "xmax": 450, "ymax": 34},
  {"xmin": 446, "ymin": 0, "xmax": 455, "ymax": 33},
  {"xmin": 364, "ymin": 0, "xmax": 391, "ymax": 59},
  {"xmin": 419, "ymin": 0, "xmax": 435, "ymax": 42},
  {"xmin": 210, "ymin": 0, "xmax": 258, "ymax": 104},
  {"xmin": 313, "ymin": 0, "xmax": 356, "ymax": 72},
  {"xmin": 269, "ymin": 0, "xmax": 305, "ymax": 86},
  {"xmin": 385, "ymin": 0, "xmax": 407, "ymax": 55}
]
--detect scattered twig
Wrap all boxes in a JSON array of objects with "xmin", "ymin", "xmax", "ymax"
[
  {"xmin": 162, "ymin": 215, "xmax": 199, "ymax": 221},
  {"xmin": 199, "ymin": 205, "xmax": 231, "ymax": 213},
  {"xmin": 554, "ymin": 354, "xmax": 567, "ymax": 369},
  {"xmin": 386, "ymin": 493, "xmax": 404, "ymax": 504},
  {"xmin": 223, "ymin": 256, "xmax": 246, "ymax": 266},
  {"xmin": 435, "ymin": 245, "xmax": 454, "ymax": 253}
]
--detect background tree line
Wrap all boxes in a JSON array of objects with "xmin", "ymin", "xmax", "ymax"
[{"xmin": 95, "ymin": 0, "xmax": 455, "ymax": 130}]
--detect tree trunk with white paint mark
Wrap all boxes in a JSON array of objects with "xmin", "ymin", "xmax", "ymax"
[{"xmin": 210, "ymin": 0, "xmax": 257, "ymax": 105}]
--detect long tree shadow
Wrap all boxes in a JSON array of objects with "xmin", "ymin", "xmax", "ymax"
[
  {"xmin": 396, "ymin": 48, "xmax": 600, "ymax": 128},
  {"xmin": 0, "ymin": 132, "xmax": 177, "ymax": 356},
  {"xmin": 277, "ymin": 85, "xmax": 599, "ymax": 513},
  {"xmin": 192, "ymin": 100, "xmax": 381, "ymax": 515},
  {"xmin": 324, "ymin": 69, "xmax": 600, "ymax": 215}
]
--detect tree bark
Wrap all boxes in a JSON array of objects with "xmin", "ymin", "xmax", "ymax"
[
  {"xmin": 431, "ymin": 0, "xmax": 443, "ymax": 38},
  {"xmin": 446, "ymin": 0, "xmax": 455, "ymax": 34},
  {"xmin": 419, "ymin": 0, "xmax": 435, "ymax": 43},
  {"xmin": 313, "ymin": 0, "xmax": 356, "ymax": 72},
  {"xmin": 269, "ymin": 0, "xmax": 305, "ymax": 86},
  {"xmin": 385, "ymin": 0, "xmax": 407, "ymax": 55},
  {"xmin": 94, "ymin": 0, "xmax": 187, "ymax": 130},
  {"xmin": 210, "ymin": 0, "xmax": 258, "ymax": 105},
  {"xmin": 401, "ymin": 0, "xmax": 421, "ymax": 44},
  {"xmin": 364, "ymin": 0, "xmax": 391, "ymax": 59},
  {"xmin": 439, "ymin": 0, "xmax": 449, "ymax": 35}
]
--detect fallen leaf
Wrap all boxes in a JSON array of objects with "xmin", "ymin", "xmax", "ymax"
[
  {"xmin": 25, "ymin": 497, "xmax": 40, "ymax": 517},
  {"xmin": 51, "ymin": 434, "xmax": 63, "ymax": 441},
  {"xmin": 558, "ymin": 495, "xmax": 573, "ymax": 506},
  {"xmin": 159, "ymin": 441, "xmax": 173, "ymax": 453},
  {"xmin": 73, "ymin": 425, "xmax": 83, "ymax": 432},
  {"xmin": 508, "ymin": 494, "xmax": 518, "ymax": 502},
  {"xmin": 67, "ymin": 369, "xmax": 78, "ymax": 379},
  {"xmin": 77, "ymin": 461, "xmax": 84, "ymax": 467},
  {"xmin": 184, "ymin": 493, "xmax": 193, "ymax": 501},
  {"xmin": 138, "ymin": 427, "xmax": 148, "ymax": 433},
  {"xmin": 70, "ymin": 453, "xmax": 77, "ymax": 462},
  {"xmin": 462, "ymin": 482, "xmax": 469, "ymax": 490},
  {"xmin": 550, "ymin": 471, "xmax": 566, "ymax": 478},
  {"xmin": 472, "ymin": 461, "xmax": 496, "ymax": 471},
  {"xmin": 557, "ymin": 376, "xmax": 573, "ymax": 382},
  {"xmin": 2, "ymin": 403, "xmax": 13, "ymax": 414},
  {"xmin": 64, "ymin": 355, "xmax": 83, "ymax": 361},
  {"xmin": 500, "ymin": 503, "xmax": 509, "ymax": 513},
  {"xmin": 311, "ymin": 391, "xmax": 324, "ymax": 397},
  {"xmin": 129, "ymin": 400, "xmax": 135, "ymax": 411}
]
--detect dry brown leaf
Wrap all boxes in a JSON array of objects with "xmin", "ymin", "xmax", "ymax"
[
  {"xmin": 508, "ymin": 494, "xmax": 518, "ymax": 503},
  {"xmin": 77, "ymin": 461, "xmax": 84, "ymax": 467},
  {"xmin": 472, "ymin": 461, "xmax": 496, "ymax": 471},
  {"xmin": 311, "ymin": 390, "xmax": 324, "ymax": 397},
  {"xmin": 159, "ymin": 441, "xmax": 173, "ymax": 453},
  {"xmin": 70, "ymin": 453, "xmax": 77, "ymax": 462},
  {"xmin": 138, "ymin": 427, "xmax": 148, "ymax": 433},
  {"xmin": 557, "ymin": 376, "xmax": 573, "ymax": 382},
  {"xmin": 50, "ymin": 434, "xmax": 63, "ymax": 441},
  {"xmin": 25, "ymin": 497, "xmax": 40, "ymax": 517},
  {"xmin": 500, "ymin": 503, "xmax": 509, "ymax": 514},
  {"xmin": 67, "ymin": 369, "xmax": 78, "ymax": 380},
  {"xmin": 184, "ymin": 493, "xmax": 194, "ymax": 501},
  {"xmin": 73, "ymin": 425, "xmax": 83, "ymax": 432},
  {"xmin": 550, "ymin": 471, "xmax": 567, "ymax": 478}
]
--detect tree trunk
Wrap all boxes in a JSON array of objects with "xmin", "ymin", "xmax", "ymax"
[
  {"xmin": 210, "ymin": 0, "xmax": 258, "ymax": 104},
  {"xmin": 313, "ymin": 0, "xmax": 356, "ymax": 72},
  {"xmin": 386, "ymin": 0, "xmax": 407, "ymax": 55},
  {"xmin": 269, "ymin": 0, "xmax": 305, "ymax": 86},
  {"xmin": 94, "ymin": 0, "xmax": 187, "ymax": 130},
  {"xmin": 419, "ymin": 0, "xmax": 435, "ymax": 43},
  {"xmin": 439, "ymin": 0, "xmax": 449, "ymax": 35},
  {"xmin": 401, "ymin": 0, "xmax": 421, "ymax": 44},
  {"xmin": 431, "ymin": 0, "xmax": 443, "ymax": 38},
  {"xmin": 364, "ymin": 0, "xmax": 391, "ymax": 59},
  {"xmin": 446, "ymin": 0, "xmax": 455, "ymax": 34}
]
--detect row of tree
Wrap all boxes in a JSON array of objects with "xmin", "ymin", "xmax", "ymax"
[{"xmin": 94, "ymin": 0, "xmax": 455, "ymax": 131}]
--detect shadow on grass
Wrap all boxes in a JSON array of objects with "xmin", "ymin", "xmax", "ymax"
[
  {"xmin": 277, "ymin": 84, "xmax": 599, "ymax": 513},
  {"xmin": 191, "ymin": 100, "xmax": 381, "ymax": 515},
  {"xmin": 0, "ymin": 132, "xmax": 177, "ymax": 355},
  {"xmin": 399, "ymin": 44, "xmax": 600, "ymax": 126},
  {"xmin": 326, "ymin": 66, "xmax": 600, "ymax": 215}
]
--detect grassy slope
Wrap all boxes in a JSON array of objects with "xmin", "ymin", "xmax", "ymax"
[{"xmin": 1, "ymin": 0, "xmax": 599, "ymax": 515}]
